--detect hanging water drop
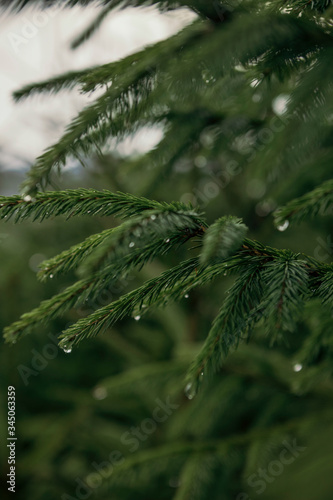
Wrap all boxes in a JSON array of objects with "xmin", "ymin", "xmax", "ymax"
[
  {"xmin": 277, "ymin": 220, "xmax": 289, "ymax": 232},
  {"xmin": 184, "ymin": 294, "xmax": 189, "ymax": 299},
  {"xmin": 134, "ymin": 315, "xmax": 141, "ymax": 321},
  {"xmin": 63, "ymin": 346, "xmax": 72, "ymax": 354},
  {"xmin": 165, "ymin": 238, "xmax": 170, "ymax": 243},
  {"xmin": 293, "ymin": 363, "xmax": 303, "ymax": 372},
  {"xmin": 23, "ymin": 195, "xmax": 32, "ymax": 202},
  {"xmin": 49, "ymin": 274, "xmax": 54, "ymax": 278},
  {"xmin": 129, "ymin": 242, "xmax": 135, "ymax": 248},
  {"xmin": 184, "ymin": 382, "xmax": 197, "ymax": 400},
  {"xmin": 150, "ymin": 214, "xmax": 157, "ymax": 220}
]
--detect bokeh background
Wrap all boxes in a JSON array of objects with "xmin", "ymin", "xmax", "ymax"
[{"xmin": 1, "ymin": 4, "xmax": 333, "ymax": 500}]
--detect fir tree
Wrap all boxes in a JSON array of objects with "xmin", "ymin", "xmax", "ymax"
[{"xmin": 1, "ymin": 1, "xmax": 333, "ymax": 499}]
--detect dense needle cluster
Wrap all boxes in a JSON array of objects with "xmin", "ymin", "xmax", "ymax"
[{"xmin": 0, "ymin": 1, "xmax": 333, "ymax": 497}]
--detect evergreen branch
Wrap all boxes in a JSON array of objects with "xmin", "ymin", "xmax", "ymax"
[
  {"xmin": 20, "ymin": 79, "xmax": 153, "ymax": 194},
  {"xmin": 200, "ymin": 215, "xmax": 248, "ymax": 266},
  {"xmin": 13, "ymin": 12, "xmax": 330, "ymax": 194},
  {"xmin": 3, "ymin": 235, "xmax": 327, "ymax": 353},
  {"xmin": 274, "ymin": 179, "xmax": 333, "ymax": 227},
  {"xmin": 79, "ymin": 210, "xmax": 206, "ymax": 275},
  {"xmin": 57, "ymin": 258, "xmax": 201, "ymax": 350},
  {"xmin": 70, "ymin": 4, "xmax": 112, "ymax": 50},
  {"xmin": 5, "ymin": 230, "xmax": 201, "ymax": 342},
  {"xmin": 316, "ymin": 267, "xmax": 333, "ymax": 308},
  {"xmin": 12, "ymin": 68, "xmax": 93, "ymax": 101},
  {"xmin": 259, "ymin": 257, "xmax": 310, "ymax": 335},
  {"xmin": 188, "ymin": 249, "xmax": 316, "ymax": 387},
  {"xmin": 3, "ymin": 277, "xmax": 95, "ymax": 343},
  {"xmin": 0, "ymin": 189, "xmax": 197, "ymax": 223},
  {"xmin": 4, "ymin": 0, "xmax": 238, "ymax": 21},
  {"xmin": 75, "ymin": 20, "xmax": 205, "ymax": 94},
  {"xmin": 15, "ymin": 21, "xmax": 206, "ymax": 193},
  {"xmin": 12, "ymin": 47, "xmax": 152, "ymax": 101},
  {"xmin": 187, "ymin": 260, "xmax": 267, "ymax": 390},
  {"xmin": 37, "ymin": 204, "xmax": 205, "ymax": 280},
  {"xmin": 37, "ymin": 227, "xmax": 117, "ymax": 281}
]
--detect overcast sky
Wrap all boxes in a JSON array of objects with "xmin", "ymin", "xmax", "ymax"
[{"xmin": 0, "ymin": 4, "xmax": 194, "ymax": 171}]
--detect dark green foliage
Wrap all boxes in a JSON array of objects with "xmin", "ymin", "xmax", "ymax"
[
  {"xmin": 1, "ymin": 187, "xmax": 329, "ymax": 386},
  {"xmin": 200, "ymin": 216, "xmax": 248, "ymax": 265},
  {"xmin": 274, "ymin": 179, "xmax": 333, "ymax": 227},
  {"xmin": 1, "ymin": 0, "xmax": 333, "ymax": 499}
]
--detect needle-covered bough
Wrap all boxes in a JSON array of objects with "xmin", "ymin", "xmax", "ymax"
[{"xmin": 1, "ymin": 0, "xmax": 333, "ymax": 397}]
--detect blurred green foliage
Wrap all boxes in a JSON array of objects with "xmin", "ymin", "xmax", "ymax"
[{"xmin": 1, "ymin": 0, "xmax": 333, "ymax": 499}]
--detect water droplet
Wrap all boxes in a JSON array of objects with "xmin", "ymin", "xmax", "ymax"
[
  {"xmin": 200, "ymin": 371, "xmax": 204, "ymax": 378},
  {"xmin": 92, "ymin": 386, "xmax": 107, "ymax": 400},
  {"xmin": 165, "ymin": 238, "xmax": 170, "ymax": 243},
  {"xmin": 129, "ymin": 242, "xmax": 135, "ymax": 248},
  {"xmin": 277, "ymin": 220, "xmax": 289, "ymax": 232},
  {"xmin": 49, "ymin": 274, "xmax": 54, "ymax": 278},
  {"xmin": 184, "ymin": 294, "xmax": 189, "ymax": 299},
  {"xmin": 293, "ymin": 363, "xmax": 303, "ymax": 372},
  {"xmin": 134, "ymin": 315, "xmax": 141, "ymax": 321},
  {"xmin": 223, "ymin": 272, "xmax": 227, "ymax": 276},
  {"xmin": 184, "ymin": 382, "xmax": 197, "ymax": 400},
  {"xmin": 272, "ymin": 94, "xmax": 289, "ymax": 116},
  {"xmin": 63, "ymin": 346, "xmax": 72, "ymax": 354},
  {"xmin": 150, "ymin": 214, "xmax": 157, "ymax": 220},
  {"xmin": 23, "ymin": 195, "xmax": 32, "ymax": 202}
]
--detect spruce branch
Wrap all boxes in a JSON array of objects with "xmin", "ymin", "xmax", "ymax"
[
  {"xmin": 187, "ymin": 246, "xmax": 319, "ymax": 387},
  {"xmin": 187, "ymin": 261, "xmax": 266, "ymax": 391},
  {"xmin": 5, "ymin": 230, "xmax": 203, "ymax": 343},
  {"xmin": 79, "ymin": 209, "xmax": 206, "ymax": 275},
  {"xmin": 13, "ymin": 21, "xmax": 206, "ymax": 193},
  {"xmin": 316, "ymin": 267, "xmax": 333, "ymax": 308},
  {"xmin": 0, "ymin": 189, "xmax": 197, "ymax": 223},
  {"xmin": 259, "ymin": 257, "xmax": 310, "ymax": 335},
  {"xmin": 57, "ymin": 258, "xmax": 201, "ymax": 351},
  {"xmin": 37, "ymin": 227, "xmax": 118, "ymax": 281},
  {"xmin": 3, "ymin": 277, "xmax": 96, "ymax": 343},
  {"xmin": 200, "ymin": 215, "xmax": 248, "ymax": 265},
  {"xmin": 274, "ymin": 179, "xmax": 333, "ymax": 227},
  {"xmin": 12, "ymin": 68, "xmax": 94, "ymax": 102},
  {"xmin": 70, "ymin": 4, "xmax": 113, "ymax": 50}
]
